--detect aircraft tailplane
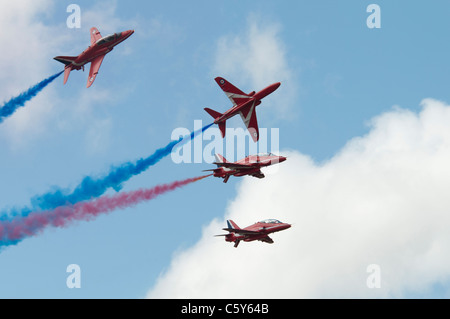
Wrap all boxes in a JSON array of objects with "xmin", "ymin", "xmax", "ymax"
[
  {"xmin": 54, "ymin": 56, "xmax": 77, "ymax": 65},
  {"xmin": 218, "ymin": 121, "xmax": 226, "ymax": 138},
  {"xmin": 204, "ymin": 107, "xmax": 222, "ymax": 120},
  {"xmin": 63, "ymin": 65, "xmax": 72, "ymax": 85}
]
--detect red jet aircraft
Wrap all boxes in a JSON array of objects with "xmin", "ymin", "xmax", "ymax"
[
  {"xmin": 204, "ymin": 153, "xmax": 286, "ymax": 183},
  {"xmin": 216, "ymin": 219, "xmax": 291, "ymax": 248},
  {"xmin": 54, "ymin": 27, "xmax": 134, "ymax": 88},
  {"xmin": 204, "ymin": 77, "xmax": 281, "ymax": 142}
]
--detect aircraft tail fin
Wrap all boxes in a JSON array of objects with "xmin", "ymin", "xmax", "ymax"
[
  {"xmin": 214, "ymin": 154, "xmax": 229, "ymax": 164},
  {"xmin": 227, "ymin": 219, "xmax": 240, "ymax": 230},
  {"xmin": 204, "ymin": 108, "xmax": 226, "ymax": 137}
]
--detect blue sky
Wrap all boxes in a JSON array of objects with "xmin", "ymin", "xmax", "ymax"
[{"xmin": 1, "ymin": 0, "xmax": 450, "ymax": 298}]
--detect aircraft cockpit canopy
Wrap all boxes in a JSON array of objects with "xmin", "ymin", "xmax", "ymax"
[
  {"xmin": 257, "ymin": 152, "xmax": 276, "ymax": 157},
  {"xmin": 96, "ymin": 32, "xmax": 122, "ymax": 45},
  {"xmin": 259, "ymin": 219, "xmax": 282, "ymax": 224}
]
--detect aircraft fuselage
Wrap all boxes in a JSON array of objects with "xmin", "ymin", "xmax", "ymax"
[
  {"xmin": 70, "ymin": 30, "xmax": 134, "ymax": 70},
  {"xmin": 214, "ymin": 82, "xmax": 281, "ymax": 124}
]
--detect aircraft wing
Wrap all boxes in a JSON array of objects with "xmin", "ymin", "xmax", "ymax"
[
  {"xmin": 86, "ymin": 54, "xmax": 105, "ymax": 88},
  {"xmin": 239, "ymin": 102, "xmax": 259, "ymax": 142},
  {"xmin": 90, "ymin": 27, "xmax": 102, "ymax": 45},
  {"xmin": 222, "ymin": 228, "xmax": 259, "ymax": 235},
  {"xmin": 213, "ymin": 162, "xmax": 255, "ymax": 169},
  {"xmin": 215, "ymin": 77, "xmax": 252, "ymax": 106}
]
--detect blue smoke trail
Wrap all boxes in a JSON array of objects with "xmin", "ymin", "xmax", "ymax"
[
  {"xmin": 0, "ymin": 122, "xmax": 213, "ymax": 220},
  {"xmin": 0, "ymin": 71, "xmax": 64, "ymax": 123}
]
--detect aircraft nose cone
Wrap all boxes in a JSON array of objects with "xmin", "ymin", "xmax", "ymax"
[
  {"xmin": 124, "ymin": 30, "xmax": 134, "ymax": 38},
  {"xmin": 273, "ymin": 82, "xmax": 281, "ymax": 90}
]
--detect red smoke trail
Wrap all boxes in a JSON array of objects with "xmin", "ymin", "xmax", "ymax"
[{"xmin": 0, "ymin": 175, "xmax": 211, "ymax": 246}]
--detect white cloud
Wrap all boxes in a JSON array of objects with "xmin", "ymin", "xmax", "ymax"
[
  {"xmin": 0, "ymin": 0, "xmax": 63, "ymax": 148},
  {"xmin": 0, "ymin": 0, "xmax": 56, "ymax": 88},
  {"xmin": 213, "ymin": 15, "xmax": 297, "ymax": 121},
  {"xmin": 146, "ymin": 98, "xmax": 450, "ymax": 298}
]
